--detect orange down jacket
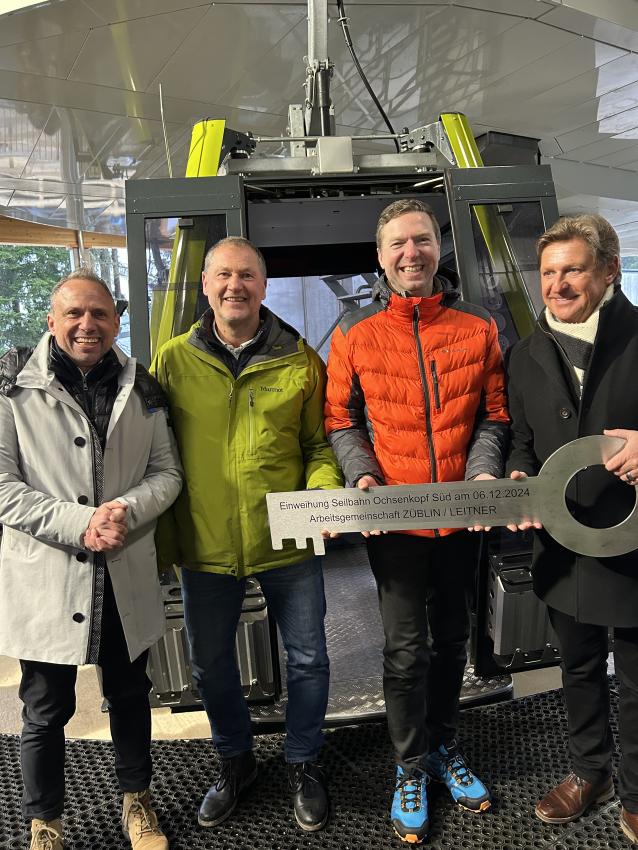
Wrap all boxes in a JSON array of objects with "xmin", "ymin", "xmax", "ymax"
[{"xmin": 324, "ymin": 275, "xmax": 509, "ymax": 536}]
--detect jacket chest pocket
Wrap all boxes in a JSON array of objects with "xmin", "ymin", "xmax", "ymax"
[
  {"xmin": 429, "ymin": 360, "xmax": 441, "ymax": 411},
  {"xmin": 427, "ymin": 347, "xmax": 476, "ymax": 411},
  {"xmin": 240, "ymin": 383, "xmax": 303, "ymax": 459}
]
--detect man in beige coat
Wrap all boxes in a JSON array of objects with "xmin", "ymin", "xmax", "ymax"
[{"xmin": 0, "ymin": 270, "xmax": 182, "ymax": 850}]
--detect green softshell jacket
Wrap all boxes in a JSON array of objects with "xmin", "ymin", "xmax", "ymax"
[{"xmin": 152, "ymin": 311, "xmax": 342, "ymax": 577}]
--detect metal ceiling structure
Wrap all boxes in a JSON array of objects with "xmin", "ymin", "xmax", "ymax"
[{"xmin": 1, "ymin": 0, "xmax": 638, "ymax": 249}]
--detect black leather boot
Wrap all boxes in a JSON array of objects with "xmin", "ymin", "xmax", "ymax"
[
  {"xmin": 198, "ymin": 750, "xmax": 257, "ymax": 827},
  {"xmin": 288, "ymin": 762, "xmax": 329, "ymax": 831}
]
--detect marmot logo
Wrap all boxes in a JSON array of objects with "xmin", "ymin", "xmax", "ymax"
[{"xmin": 260, "ymin": 386, "xmax": 283, "ymax": 392}]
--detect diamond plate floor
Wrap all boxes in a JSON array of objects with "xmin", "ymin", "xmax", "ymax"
[
  {"xmin": 0, "ymin": 680, "xmax": 629, "ymax": 850},
  {"xmin": 251, "ymin": 542, "xmax": 511, "ymax": 728},
  {"xmin": 320, "ymin": 543, "xmax": 512, "ymax": 713}
]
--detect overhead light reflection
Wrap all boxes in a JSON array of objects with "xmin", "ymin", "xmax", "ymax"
[
  {"xmin": 0, "ymin": 0, "xmax": 48, "ymax": 14},
  {"xmin": 413, "ymin": 176, "xmax": 445, "ymax": 188}
]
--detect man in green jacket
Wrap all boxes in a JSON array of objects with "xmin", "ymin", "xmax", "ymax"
[{"xmin": 153, "ymin": 236, "xmax": 342, "ymax": 833}]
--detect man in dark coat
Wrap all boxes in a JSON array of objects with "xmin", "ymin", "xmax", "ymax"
[{"xmin": 506, "ymin": 214, "xmax": 638, "ymax": 844}]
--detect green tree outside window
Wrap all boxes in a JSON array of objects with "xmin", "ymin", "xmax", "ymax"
[{"xmin": 0, "ymin": 246, "xmax": 71, "ymax": 354}]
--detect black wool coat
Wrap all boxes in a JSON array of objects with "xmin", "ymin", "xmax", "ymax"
[{"xmin": 506, "ymin": 285, "xmax": 638, "ymax": 627}]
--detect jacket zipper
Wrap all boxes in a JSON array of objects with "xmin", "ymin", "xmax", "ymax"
[
  {"xmin": 81, "ymin": 374, "xmax": 89, "ymax": 406},
  {"xmin": 248, "ymin": 388, "xmax": 255, "ymax": 454},
  {"xmin": 226, "ymin": 381, "xmax": 241, "ymax": 573},
  {"xmin": 430, "ymin": 360, "xmax": 441, "ymax": 410},
  {"xmin": 413, "ymin": 308, "xmax": 439, "ymax": 535},
  {"xmin": 80, "ymin": 375, "xmax": 100, "ymax": 665}
]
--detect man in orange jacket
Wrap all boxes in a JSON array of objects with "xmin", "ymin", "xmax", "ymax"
[{"xmin": 325, "ymin": 199, "xmax": 509, "ymax": 844}]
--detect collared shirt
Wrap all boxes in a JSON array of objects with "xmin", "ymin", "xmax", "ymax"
[
  {"xmin": 196, "ymin": 308, "xmax": 272, "ymax": 378},
  {"xmin": 213, "ymin": 322, "xmax": 260, "ymax": 359}
]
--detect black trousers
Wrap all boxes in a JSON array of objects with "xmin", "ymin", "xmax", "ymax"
[
  {"xmin": 549, "ymin": 607, "xmax": 638, "ymax": 813},
  {"xmin": 19, "ymin": 571, "xmax": 153, "ymax": 821},
  {"xmin": 367, "ymin": 531, "xmax": 478, "ymax": 766}
]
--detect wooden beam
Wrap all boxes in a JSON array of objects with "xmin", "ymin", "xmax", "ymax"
[
  {"xmin": 82, "ymin": 231, "xmax": 127, "ymax": 249},
  {"xmin": 0, "ymin": 216, "xmax": 77, "ymax": 247},
  {"xmin": 0, "ymin": 216, "xmax": 126, "ymax": 249}
]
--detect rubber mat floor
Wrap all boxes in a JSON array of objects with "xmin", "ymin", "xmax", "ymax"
[{"xmin": 0, "ymin": 681, "xmax": 628, "ymax": 850}]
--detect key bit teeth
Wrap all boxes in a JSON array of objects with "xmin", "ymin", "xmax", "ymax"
[{"xmin": 312, "ymin": 537, "xmax": 326, "ymax": 556}]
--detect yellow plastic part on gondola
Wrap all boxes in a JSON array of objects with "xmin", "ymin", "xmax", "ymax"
[
  {"xmin": 440, "ymin": 113, "xmax": 536, "ymax": 339},
  {"xmin": 150, "ymin": 120, "xmax": 226, "ymax": 357},
  {"xmin": 185, "ymin": 120, "xmax": 226, "ymax": 178}
]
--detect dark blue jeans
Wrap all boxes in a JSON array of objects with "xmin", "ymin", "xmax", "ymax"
[{"xmin": 181, "ymin": 558, "xmax": 329, "ymax": 763}]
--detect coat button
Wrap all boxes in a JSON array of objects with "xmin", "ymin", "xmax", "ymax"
[
  {"xmin": 77, "ymin": 495, "xmax": 89, "ymax": 505},
  {"xmin": 76, "ymin": 552, "xmax": 88, "ymax": 563},
  {"xmin": 72, "ymin": 613, "xmax": 85, "ymax": 623},
  {"xmin": 74, "ymin": 437, "xmax": 86, "ymax": 447},
  {"xmin": 559, "ymin": 408, "xmax": 572, "ymax": 419}
]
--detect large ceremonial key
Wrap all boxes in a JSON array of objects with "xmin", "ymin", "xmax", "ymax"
[{"xmin": 267, "ymin": 435, "xmax": 638, "ymax": 559}]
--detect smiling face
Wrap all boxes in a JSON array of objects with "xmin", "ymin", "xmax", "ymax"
[
  {"xmin": 377, "ymin": 211, "xmax": 441, "ymax": 297},
  {"xmin": 202, "ymin": 243, "xmax": 267, "ymax": 342},
  {"xmin": 47, "ymin": 279, "xmax": 119, "ymax": 371},
  {"xmin": 540, "ymin": 237, "xmax": 619, "ymax": 324}
]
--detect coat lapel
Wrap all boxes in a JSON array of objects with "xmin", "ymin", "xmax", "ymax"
[
  {"xmin": 16, "ymin": 334, "xmax": 87, "ymax": 419},
  {"xmin": 527, "ymin": 316, "xmax": 577, "ymax": 405}
]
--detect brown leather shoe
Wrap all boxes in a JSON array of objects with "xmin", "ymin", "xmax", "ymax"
[
  {"xmin": 535, "ymin": 773, "xmax": 614, "ymax": 824},
  {"xmin": 621, "ymin": 807, "xmax": 638, "ymax": 844}
]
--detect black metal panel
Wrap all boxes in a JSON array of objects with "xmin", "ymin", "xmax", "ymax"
[
  {"xmin": 247, "ymin": 193, "xmax": 450, "ymax": 247},
  {"xmin": 446, "ymin": 164, "xmax": 556, "ymax": 201},
  {"xmin": 246, "ymin": 185, "xmax": 450, "ymax": 278},
  {"xmin": 125, "ymin": 176, "xmax": 244, "ymax": 217},
  {"xmin": 444, "ymin": 164, "xmax": 559, "ymax": 327}
]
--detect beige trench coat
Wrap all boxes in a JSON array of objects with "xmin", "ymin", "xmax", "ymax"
[{"xmin": 0, "ymin": 335, "xmax": 182, "ymax": 665}]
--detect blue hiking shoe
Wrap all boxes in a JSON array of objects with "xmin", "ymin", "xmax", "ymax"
[
  {"xmin": 390, "ymin": 765, "xmax": 429, "ymax": 844},
  {"xmin": 425, "ymin": 741, "xmax": 491, "ymax": 812}
]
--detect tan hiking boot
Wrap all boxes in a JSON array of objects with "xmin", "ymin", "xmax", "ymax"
[
  {"xmin": 122, "ymin": 791, "xmax": 168, "ymax": 850},
  {"xmin": 621, "ymin": 807, "xmax": 638, "ymax": 844},
  {"xmin": 30, "ymin": 818, "xmax": 63, "ymax": 850}
]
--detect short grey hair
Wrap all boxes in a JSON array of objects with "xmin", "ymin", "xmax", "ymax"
[
  {"xmin": 376, "ymin": 199, "xmax": 441, "ymax": 248},
  {"xmin": 203, "ymin": 236, "xmax": 267, "ymax": 278},
  {"xmin": 537, "ymin": 214, "xmax": 620, "ymax": 270},
  {"xmin": 50, "ymin": 268, "xmax": 115, "ymax": 310}
]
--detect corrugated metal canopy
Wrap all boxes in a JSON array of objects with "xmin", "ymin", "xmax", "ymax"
[{"xmin": 1, "ymin": 0, "xmax": 638, "ymax": 249}]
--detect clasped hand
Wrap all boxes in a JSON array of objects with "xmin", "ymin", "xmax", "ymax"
[{"xmin": 83, "ymin": 501, "xmax": 129, "ymax": 552}]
